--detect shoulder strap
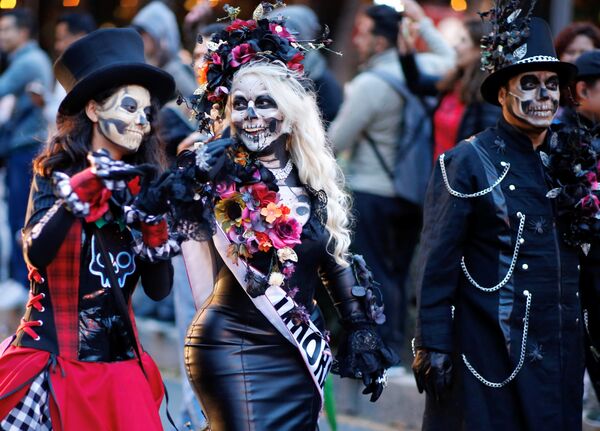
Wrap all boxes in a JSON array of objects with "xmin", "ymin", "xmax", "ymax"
[{"xmin": 363, "ymin": 69, "xmax": 426, "ymax": 178}]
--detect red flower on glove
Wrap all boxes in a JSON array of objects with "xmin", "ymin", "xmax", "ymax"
[{"xmin": 70, "ymin": 168, "xmax": 112, "ymax": 223}]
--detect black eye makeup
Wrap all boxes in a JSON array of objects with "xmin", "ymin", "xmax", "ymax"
[
  {"xmin": 233, "ymin": 96, "xmax": 248, "ymax": 111},
  {"xmin": 520, "ymin": 75, "xmax": 540, "ymax": 90},
  {"xmin": 120, "ymin": 96, "xmax": 138, "ymax": 113},
  {"xmin": 545, "ymin": 76, "xmax": 559, "ymax": 91},
  {"xmin": 255, "ymin": 95, "xmax": 277, "ymax": 109}
]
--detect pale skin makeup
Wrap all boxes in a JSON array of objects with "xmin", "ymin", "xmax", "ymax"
[
  {"xmin": 230, "ymin": 75, "xmax": 310, "ymax": 226},
  {"xmin": 85, "ymin": 85, "xmax": 152, "ymax": 159},
  {"xmin": 498, "ymin": 71, "xmax": 560, "ymax": 149}
]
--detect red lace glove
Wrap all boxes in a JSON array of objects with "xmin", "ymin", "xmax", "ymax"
[{"xmin": 70, "ymin": 168, "xmax": 112, "ymax": 222}]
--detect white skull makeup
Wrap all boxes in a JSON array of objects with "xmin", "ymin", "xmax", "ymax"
[
  {"xmin": 96, "ymin": 85, "xmax": 152, "ymax": 153},
  {"xmin": 504, "ymin": 71, "xmax": 560, "ymax": 129},
  {"xmin": 230, "ymin": 75, "xmax": 291, "ymax": 152}
]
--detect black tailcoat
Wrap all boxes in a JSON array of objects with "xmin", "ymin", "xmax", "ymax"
[{"xmin": 415, "ymin": 117, "xmax": 584, "ymax": 431}]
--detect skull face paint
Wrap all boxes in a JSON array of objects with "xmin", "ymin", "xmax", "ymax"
[
  {"xmin": 230, "ymin": 75, "xmax": 290, "ymax": 152},
  {"xmin": 96, "ymin": 85, "xmax": 152, "ymax": 153},
  {"xmin": 504, "ymin": 71, "xmax": 560, "ymax": 129}
]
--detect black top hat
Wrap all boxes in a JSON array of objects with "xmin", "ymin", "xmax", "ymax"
[
  {"xmin": 480, "ymin": 17, "xmax": 577, "ymax": 106},
  {"xmin": 54, "ymin": 28, "xmax": 175, "ymax": 115}
]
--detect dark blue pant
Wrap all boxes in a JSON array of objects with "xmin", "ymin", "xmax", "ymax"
[
  {"xmin": 351, "ymin": 191, "xmax": 422, "ymax": 356},
  {"xmin": 6, "ymin": 145, "xmax": 39, "ymax": 288}
]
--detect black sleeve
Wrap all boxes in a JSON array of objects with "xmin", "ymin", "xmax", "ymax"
[
  {"xmin": 319, "ymin": 253, "xmax": 363, "ymax": 322},
  {"xmin": 399, "ymin": 52, "xmax": 441, "ymax": 97},
  {"xmin": 138, "ymin": 258, "xmax": 174, "ymax": 301},
  {"xmin": 414, "ymin": 143, "xmax": 477, "ymax": 352},
  {"xmin": 23, "ymin": 174, "xmax": 77, "ymax": 269}
]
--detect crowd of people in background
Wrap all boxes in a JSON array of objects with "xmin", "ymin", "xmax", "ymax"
[{"xmin": 0, "ymin": 0, "xmax": 599, "ymax": 429}]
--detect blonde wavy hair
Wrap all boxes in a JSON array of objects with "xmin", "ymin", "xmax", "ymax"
[{"xmin": 228, "ymin": 62, "xmax": 352, "ymax": 265}]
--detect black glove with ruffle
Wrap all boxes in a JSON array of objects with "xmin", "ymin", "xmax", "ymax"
[
  {"xmin": 323, "ymin": 254, "xmax": 400, "ymax": 402},
  {"xmin": 333, "ymin": 315, "xmax": 399, "ymax": 402},
  {"xmin": 412, "ymin": 348, "xmax": 453, "ymax": 402}
]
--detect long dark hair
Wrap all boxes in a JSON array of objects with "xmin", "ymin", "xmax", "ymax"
[
  {"xmin": 437, "ymin": 19, "xmax": 489, "ymax": 106},
  {"xmin": 34, "ymin": 87, "xmax": 167, "ymax": 177}
]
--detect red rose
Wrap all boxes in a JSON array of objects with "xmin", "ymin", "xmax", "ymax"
[
  {"xmin": 286, "ymin": 52, "xmax": 304, "ymax": 73},
  {"xmin": 226, "ymin": 19, "xmax": 257, "ymax": 32},
  {"xmin": 251, "ymin": 183, "xmax": 277, "ymax": 206},
  {"xmin": 230, "ymin": 43, "xmax": 256, "ymax": 68}
]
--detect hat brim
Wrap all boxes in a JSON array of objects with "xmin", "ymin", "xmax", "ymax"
[
  {"xmin": 58, "ymin": 63, "xmax": 176, "ymax": 115},
  {"xmin": 481, "ymin": 61, "xmax": 578, "ymax": 106}
]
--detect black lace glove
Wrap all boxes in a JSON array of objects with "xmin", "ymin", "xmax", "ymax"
[
  {"xmin": 334, "ymin": 316, "xmax": 399, "ymax": 402},
  {"xmin": 412, "ymin": 348, "xmax": 453, "ymax": 402},
  {"xmin": 322, "ymin": 254, "xmax": 399, "ymax": 402}
]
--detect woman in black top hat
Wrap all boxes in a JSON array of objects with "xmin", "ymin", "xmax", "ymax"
[
  {"xmin": 410, "ymin": 3, "xmax": 600, "ymax": 429},
  {"xmin": 0, "ymin": 28, "xmax": 177, "ymax": 430}
]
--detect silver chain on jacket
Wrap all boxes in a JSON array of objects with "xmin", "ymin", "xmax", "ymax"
[
  {"xmin": 439, "ymin": 153, "xmax": 510, "ymax": 198},
  {"xmin": 461, "ymin": 212, "xmax": 526, "ymax": 292},
  {"xmin": 462, "ymin": 290, "xmax": 532, "ymax": 388}
]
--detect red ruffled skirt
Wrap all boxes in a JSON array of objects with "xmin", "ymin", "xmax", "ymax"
[{"xmin": 0, "ymin": 346, "xmax": 164, "ymax": 431}]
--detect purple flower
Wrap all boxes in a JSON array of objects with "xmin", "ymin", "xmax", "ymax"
[{"xmin": 289, "ymin": 304, "xmax": 310, "ymax": 326}]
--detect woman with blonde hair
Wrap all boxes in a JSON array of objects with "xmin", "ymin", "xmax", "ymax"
[{"xmin": 156, "ymin": 6, "xmax": 397, "ymax": 430}]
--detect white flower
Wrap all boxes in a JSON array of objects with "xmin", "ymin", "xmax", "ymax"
[
  {"xmin": 268, "ymin": 272, "xmax": 285, "ymax": 287},
  {"xmin": 277, "ymin": 247, "xmax": 298, "ymax": 263}
]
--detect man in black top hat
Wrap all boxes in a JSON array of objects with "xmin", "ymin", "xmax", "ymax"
[{"xmin": 412, "ymin": 11, "xmax": 595, "ymax": 430}]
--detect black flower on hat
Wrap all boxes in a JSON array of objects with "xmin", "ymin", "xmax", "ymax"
[{"xmin": 478, "ymin": 1, "xmax": 577, "ymax": 105}]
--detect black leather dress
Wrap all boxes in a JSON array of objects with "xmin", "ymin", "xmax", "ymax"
[{"xmin": 184, "ymin": 192, "xmax": 347, "ymax": 431}]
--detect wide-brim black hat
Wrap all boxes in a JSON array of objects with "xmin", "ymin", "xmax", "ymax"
[
  {"xmin": 54, "ymin": 28, "xmax": 175, "ymax": 115},
  {"xmin": 481, "ymin": 18, "xmax": 577, "ymax": 106}
]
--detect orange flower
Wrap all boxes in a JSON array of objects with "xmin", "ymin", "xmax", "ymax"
[
  {"xmin": 261, "ymin": 202, "xmax": 283, "ymax": 223},
  {"xmin": 280, "ymin": 205, "xmax": 291, "ymax": 217},
  {"xmin": 197, "ymin": 62, "xmax": 210, "ymax": 86},
  {"xmin": 255, "ymin": 232, "xmax": 272, "ymax": 252}
]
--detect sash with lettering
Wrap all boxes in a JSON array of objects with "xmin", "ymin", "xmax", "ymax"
[{"xmin": 211, "ymin": 223, "xmax": 333, "ymax": 406}]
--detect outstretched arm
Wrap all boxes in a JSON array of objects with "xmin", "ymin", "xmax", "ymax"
[{"xmin": 320, "ymin": 252, "xmax": 398, "ymax": 402}]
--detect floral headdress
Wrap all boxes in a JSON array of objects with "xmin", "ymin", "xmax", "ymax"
[{"xmin": 186, "ymin": 1, "xmax": 333, "ymax": 132}]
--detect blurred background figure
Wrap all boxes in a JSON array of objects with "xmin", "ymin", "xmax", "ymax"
[
  {"xmin": 158, "ymin": 19, "xmax": 225, "ymax": 431},
  {"xmin": 398, "ymin": 16, "xmax": 501, "ymax": 161},
  {"xmin": 0, "ymin": 8, "xmax": 51, "ymax": 310},
  {"xmin": 329, "ymin": 0, "xmax": 453, "ymax": 362},
  {"xmin": 555, "ymin": 22, "xmax": 600, "ymax": 64},
  {"xmin": 132, "ymin": 0, "xmax": 197, "ymax": 99},
  {"xmin": 131, "ymin": 0, "xmax": 198, "ymax": 325},
  {"xmin": 44, "ymin": 11, "xmax": 96, "ymax": 127},
  {"xmin": 267, "ymin": 5, "xmax": 343, "ymax": 125}
]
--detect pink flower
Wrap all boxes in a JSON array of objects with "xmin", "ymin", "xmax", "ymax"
[
  {"xmin": 586, "ymin": 172, "xmax": 600, "ymax": 191},
  {"xmin": 269, "ymin": 23, "xmax": 295, "ymax": 41},
  {"xmin": 208, "ymin": 86, "xmax": 229, "ymax": 102},
  {"xmin": 230, "ymin": 43, "xmax": 255, "ymax": 67},
  {"xmin": 216, "ymin": 182, "xmax": 237, "ymax": 199},
  {"xmin": 268, "ymin": 217, "xmax": 302, "ymax": 249},
  {"xmin": 578, "ymin": 193, "xmax": 600, "ymax": 216},
  {"xmin": 211, "ymin": 53, "xmax": 222, "ymax": 66}
]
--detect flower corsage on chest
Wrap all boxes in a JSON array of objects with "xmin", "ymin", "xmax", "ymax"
[{"xmin": 214, "ymin": 146, "xmax": 302, "ymax": 298}]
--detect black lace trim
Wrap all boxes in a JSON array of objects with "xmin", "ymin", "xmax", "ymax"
[{"xmin": 302, "ymin": 185, "xmax": 327, "ymax": 240}]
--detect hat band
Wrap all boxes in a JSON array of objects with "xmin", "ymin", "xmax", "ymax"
[{"xmin": 515, "ymin": 55, "xmax": 559, "ymax": 65}]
